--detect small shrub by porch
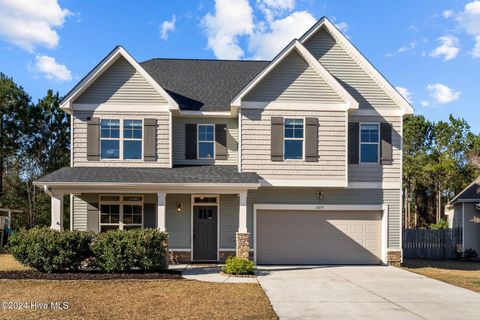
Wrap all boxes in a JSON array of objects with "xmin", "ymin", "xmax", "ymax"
[
  {"xmin": 221, "ymin": 256, "xmax": 255, "ymax": 275},
  {"xmin": 7, "ymin": 228, "xmax": 168, "ymax": 273}
]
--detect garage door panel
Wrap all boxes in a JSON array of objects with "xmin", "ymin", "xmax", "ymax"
[{"xmin": 257, "ymin": 210, "xmax": 381, "ymax": 265}]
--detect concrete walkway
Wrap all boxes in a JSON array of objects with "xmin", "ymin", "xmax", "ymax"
[
  {"xmin": 256, "ymin": 265, "xmax": 480, "ymax": 320},
  {"xmin": 169, "ymin": 264, "xmax": 257, "ymax": 283}
]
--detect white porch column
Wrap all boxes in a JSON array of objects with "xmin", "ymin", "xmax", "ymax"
[
  {"xmin": 238, "ymin": 191, "xmax": 248, "ymax": 233},
  {"xmin": 157, "ymin": 192, "xmax": 167, "ymax": 232},
  {"xmin": 50, "ymin": 193, "xmax": 64, "ymax": 230}
]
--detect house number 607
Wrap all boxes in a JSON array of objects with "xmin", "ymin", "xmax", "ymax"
[{"xmin": 316, "ymin": 205, "xmax": 324, "ymax": 210}]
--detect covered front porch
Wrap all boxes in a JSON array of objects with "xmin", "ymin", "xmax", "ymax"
[{"xmin": 34, "ymin": 166, "xmax": 260, "ymax": 262}]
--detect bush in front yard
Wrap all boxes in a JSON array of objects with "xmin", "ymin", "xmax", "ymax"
[
  {"xmin": 8, "ymin": 228, "xmax": 94, "ymax": 273},
  {"xmin": 221, "ymin": 257, "xmax": 255, "ymax": 275},
  {"xmin": 90, "ymin": 228, "xmax": 168, "ymax": 272}
]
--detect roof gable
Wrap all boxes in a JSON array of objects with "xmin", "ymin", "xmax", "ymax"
[
  {"xmin": 450, "ymin": 176, "xmax": 480, "ymax": 204},
  {"xmin": 75, "ymin": 56, "xmax": 167, "ymax": 105},
  {"xmin": 60, "ymin": 46, "xmax": 178, "ymax": 112},
  {"xmin": 300, "ymin": 18, "xmax": 414, "ymax": 115},
  {"xmin": 232, "ymin": 40, "xmax": 358, "ymax": 110}
]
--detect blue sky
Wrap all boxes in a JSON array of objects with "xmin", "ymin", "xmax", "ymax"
[{"xmin": 0, "ymin": 0, "xmax": 479, "ymax": 132}]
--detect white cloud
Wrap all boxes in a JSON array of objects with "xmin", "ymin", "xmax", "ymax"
[
  {"xmin": 420, "ymin": 100, "xmax": 430, "ymax": 107},
  {"xmin": 257, "ymin": 0, "xmax": 295, "ymax": 23},
  {"xmin": 443, "ymin": 10, "xmax": 454, "ymax": 18},
  {"xmin": 34, "ymin": 55, "xmax": 72, "ymax": 82},
  {"xmin": 202, "ymin": 0, "xmax": 254, "ymax": 59},
  {"xmin": 261, "ymin": 0, "xmax": 295, "ymax": 10},
  {"xmin": 160, "ymin": 15, "xmax": 176, "ymax": 40},
  {"xmin": 0, "ymin": 0, "xmax": 70, "ymax": 52},
  {"xmin": 248, "ymin": 11, "xmax": 316, "ymax": 59},
  {"xmin": 334, "ymin": 22, "xmax": 349, "ymax": 33},
  {"xmin": 395, "ymin": 86, "xmax": 412, "ymax": 103},
  {"xmin": 426, "ymin": 83, "xmax": 461, "ymax": 104},
  {"xmin": 430, "ymin": 36, "xmax": 460, "ymax": 61},
  {"xmin": 448, "ymin": 1, "xmax": 480, "ymax": 58}
]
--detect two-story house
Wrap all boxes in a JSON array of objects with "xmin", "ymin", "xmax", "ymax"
[{"xmin": 35, "ymin": 17, "xmax": 413, "ymax": 265}]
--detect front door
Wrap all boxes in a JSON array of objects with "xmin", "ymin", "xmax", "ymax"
[{"xmin": 193, "ymin": 206, "xmax": 218, "ymax": 261}]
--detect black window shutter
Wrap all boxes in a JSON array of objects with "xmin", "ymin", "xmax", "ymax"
[
  {"xmin": 305, "ymin": 118, "xmax": 319, "ymax": 162},
  {"xmin": 380, "ymin": 123, "xmax": 393, "ymax": 165},
  {"xmin": 271, "ymin": 117, "xmax": 284, "ymax": 161},
  {"xmin": 185, "ymin": 124, "xmax": 197, "ymax": 159},
  {"xmin": 143, "ymin": 118, "xmax": 157, "ymax": 161},
  {"xmin": 87, "ymin": 117, "xmax": 100, "ymax": 161},
  {"xmin": 348, "ymin": 122, "xmax": 359, "ymax": 164},
  {"xmin": 215, "ymin": 124, "xmax": 228, "ymax": 160}
]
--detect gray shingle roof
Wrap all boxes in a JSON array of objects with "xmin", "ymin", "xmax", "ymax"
[
  {"xmin": 35, "ymin": 166, "xmax": 260, "ymax": 185},
  {"xmin": 140, "ymin": 59, "xmax": 269, "ymax": 111},
  {"xmin": 449, "ymin": 176, "xmax": 480, "ymax": 204}
]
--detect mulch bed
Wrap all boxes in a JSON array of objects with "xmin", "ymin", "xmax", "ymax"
[{"xmin": 0, "ymin": 269, "xmax": 183, "ymax": 280}]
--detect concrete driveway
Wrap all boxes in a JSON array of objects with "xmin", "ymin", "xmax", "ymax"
[{"xmin": 256, "ymin": 265, "xmax": 480, "ymax": 320}]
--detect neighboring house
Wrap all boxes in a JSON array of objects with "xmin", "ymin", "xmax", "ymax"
[
  {"xmin": 446, "ymin": 176, "xmax": 480, "ymax": 254},
  {"xmin": 34, "ymin": 17, "xmax": 413, "ymax": 265}
]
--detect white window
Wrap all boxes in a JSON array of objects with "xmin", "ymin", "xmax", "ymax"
[
  {"xmin": 100, "ymin": 119, "xmax": 120, "ymax": 159},
  {"xmin": 284, "ymin": 118, "xmax": 304, "ymax": 160},
  {"xmin": 100, "ymin": 119, "xmax": 143, "ymax": 160},
  {"xmin": 198, "ymin": 124, "xmax": 215, "ymax": 159},
  {"xmin": 360, "ymin": 123, "xmax": 380, "ymax": 164},
  {"xmin": 123, "ymin": 120, "xmax": 142, "ymax": 160},
  {"xmin": 99, "ymin": 195, "xmax": 143, "ymax": 232}
]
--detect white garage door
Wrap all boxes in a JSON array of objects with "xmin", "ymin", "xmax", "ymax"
[{"xmin": 256, "ymin": 210, "xmax": 382, "ymax": 265}]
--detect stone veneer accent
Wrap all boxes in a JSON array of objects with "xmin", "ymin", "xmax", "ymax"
[
  {"xmin": 236, "ymin": 232, "xmax": 250, "ymax": 260},
  {"xmin": 387, "ymin": 250, "xmax": 402, "ymax": 266},
  {"xmin": 219, "ymin": 251, "xmax": 253, "ymax": 262},
  {"xmin": 169, "ymin": 251, "xmax": 191, "ymax": 264}
]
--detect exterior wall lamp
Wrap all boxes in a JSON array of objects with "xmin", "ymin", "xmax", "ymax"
[{"xmin": 176, "ymin": 202, "xmax": 182, "ymax": 212}]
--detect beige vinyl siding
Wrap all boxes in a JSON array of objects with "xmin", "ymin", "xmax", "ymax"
[
  {"xmin": 349, "ymin": 115, "xmax": 402, "ymax": 183},
  {"xmin": 247, "ymin": 187, "xmax": 402, "ymax": 250},
  {"xmin": 72, "ymin": 111, "xmax": 170, "ymax": 167},
  {"xmin": 464, "ymin": 204, "xmax": 480, "ymax": 253},
  {"xmin": 172, "ymin": 117, "xmax": 238, "ymax": 166},
  {"xmin": 166, "ymin": 194, "xmax": 191, "ymax": 249},
  {"xmin": 244, "ymin": 51, "xmax": 344, "ymax": 103},
  {"xmin": 241, "ymin": 109, "xmax": 347, "ymax": 181},
  {"xmin": 75, "ymin": 57, "xmax": 167, "ymax": 105},
  {"xmin": 219, "ymin": 194, "xmax": 239, "ymax": 249},
  {"xmin": 304, "ymin": 27, "xmax": 397, "ymax": 110},
  {"xmin": 73, "ymin": 193, "xmax": 156, "ymax": 233}
]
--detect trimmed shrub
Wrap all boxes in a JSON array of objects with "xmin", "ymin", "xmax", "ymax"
[
  {"xmin": 8, "ymin": 228, "xmax": 94, "ymax": 273},
  {"xmin": 221, "ymin": 256, "xmax": 255, "ymax": 275},
  {"xmin": 90, "ymin": 228, "xmax": 168, "ymax": 272}
]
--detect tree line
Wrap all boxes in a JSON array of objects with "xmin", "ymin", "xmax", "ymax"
[
  {"xmin": 403, "ymin": 114, "xmax": 480, "ymax": 228},
  {"xmin": 1, "ymin": 73, "xmax": 479, "ymax": 230},
  {"xmin": 0, "ymin": 73, "xmax": 70, "ymax": 229}
]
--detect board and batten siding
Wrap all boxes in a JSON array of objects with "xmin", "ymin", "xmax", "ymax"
[
  {"xmin": 244, "ymin": 51, "xmax": 344, "ymax": 103},
  {"xmin": 349, "ymin": 115, "xmax": 402, "ymax": 183},
  {"xmin": 75, "ymin": 57, "xmax": 167, "ymax": 105},
  {"xmin": 241, "ymin": 109, "xmax": 347, "ymax": 181},
  {"xmin": 247, "ymin": 187, "xmax": 402, "ymax": 249},
  {"xmin": 72, "ymin": 111, "xmax": 170, "ymax": 167},
  {"xmin": 303, "ymin": 28, "xmax": 397, "ymax": 110},
  {"xmin": 172, "ymin": 117, "xmax": 238, "ymax": 166}
]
